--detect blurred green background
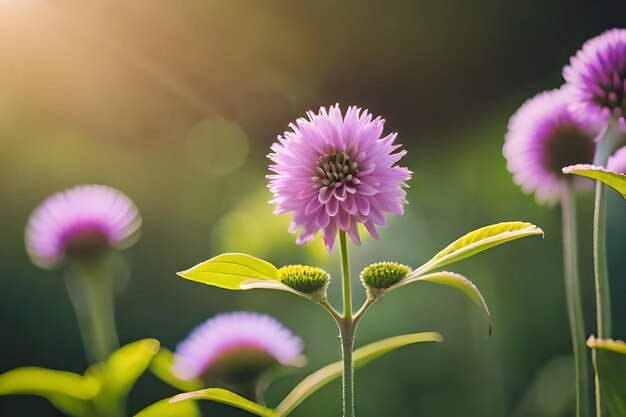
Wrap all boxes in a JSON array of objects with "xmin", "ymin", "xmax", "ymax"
[{"xmin": 1, "ymin": 1, "xmax": 626, "ymax": 416}]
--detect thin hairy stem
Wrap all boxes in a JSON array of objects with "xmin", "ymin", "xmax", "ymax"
[
  {"xmin": 353, "ymin": 297, "xmax": 376, "ymax": 329},
  {"xmin": 590, "ymin": 120, "xmax": 623, "ymax": 416},
  {"xmin": 340, "ymin": 321, "xmax": 355, "ymax": 417},
  {"xmin": 592, "ymin": 121, "xmax": 622, "ymax": 338},
  {"xmin": 592, "ymin": 181, "xmax": 611, "ymax": 340},
  {"xmin": 320, "ymin": 299, "xmax": 342, "ymax": 322},
  {"xmin": 593, "ymin": 349, "xmax": 601, "ymax": 417}
]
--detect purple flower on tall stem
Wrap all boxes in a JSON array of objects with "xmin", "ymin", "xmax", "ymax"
[
  {"xmin": 607, "ymin": 146, "xmax": 626, "ymax": 173},
  {"xmin": 564, "ymin": 30, "xmax": 626, "ymax": 417},
  {"xmin": 25, "ymin": 185, "xmax": 141, "ymax": 269},
  {"xmin": 268, "ymin": 104, "xmax": 411, "ymax": 251},
  {"xmin": 563, "ymin": 28, "xmax": 626, "ymax": 128},
  {"xmin": 173, "ymin": 312, "xmax": 303, "ymax": 383},
  {"xmin": 503, "ymin": 88, "xmax": 598, "ymax": 205}
]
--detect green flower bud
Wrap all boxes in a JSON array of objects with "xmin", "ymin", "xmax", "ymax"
[
  {"xmin": 278, "ymin": 265, "xmax": 330, "ymax": 296},
  {"xmin": 360, "ymin": 262, "xmax": 411, "ymax": 290}
]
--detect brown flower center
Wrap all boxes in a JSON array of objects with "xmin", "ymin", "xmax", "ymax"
[
  {"xmin": 312, "ymin": 149, "xmax": 359, "ymax": 188},
  {"xmin": 201, "ymin": 347, "xmax": 277, "ymax": 399},
  {"xmin": 64, "ymin": 226, "xmax": 110, "ymax": 258},
  {"xmin": 543, "ymin": 123, "xmax": 596, "ymax": 175}
]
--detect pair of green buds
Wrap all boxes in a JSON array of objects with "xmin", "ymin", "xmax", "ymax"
[{"xmin": 277, "ymin": 262, "xmax": 411, "ymax": 300}]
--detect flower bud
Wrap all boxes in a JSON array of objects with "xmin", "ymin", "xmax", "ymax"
[
  {"xmin": 278, "ymin": 265, "xmax": 330, "ymax": 298},
  {"xmin": 360, "ymin": 262, "xmax": 411, "ymax": 291}
]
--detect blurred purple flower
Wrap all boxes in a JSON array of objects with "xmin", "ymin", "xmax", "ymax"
[
  {"xmin": 173, "ymin": 311, "xmax": 303, "ymax": 381},
  {"xmin": 607, "ymin": 146, "xmax": 626, "ymax": 173},
  {"xmin": 563, "ymin": 28, "xmax": 626, "ymax": 128},
  {"xmin": 267, "ymin": 104, "xmax": 411, "ymax": 251},
  {"xmin": 504, "ymin": 89, "xmax": 598, "ymax": 205},
  {"xmin": 25, "ymin": 185, "xmax": 141, "ymax": 269}
]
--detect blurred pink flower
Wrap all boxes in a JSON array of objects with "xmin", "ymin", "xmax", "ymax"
[
  {"xmin": 268, "ymin": 104, "xmax": 411, "ymax": 251},
  {"xmin": 504, "ymin": 89, "xmax": 598, "ymax": 205},
  {"xmin": 173, "ymin": 311, "xmax": 303, "ymax": 381},
  {"xmin": 25, "ymin": 185, "xmax": 141, "ymax": 269},
  {"xmin": 607, "ymin": 146, "xmax": 626, "ymax": 173},
  {"xmin": 564, "ymin": 28, "xmax": 626, "ymax": 128}
]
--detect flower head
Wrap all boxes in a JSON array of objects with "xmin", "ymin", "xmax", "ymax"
[
  {"xmin": 504, "ymin": 89, "xmax": 598, "ymax": 205},
  {"xmin": 278, "ymin": 265, "xmax": 330, "ymax": 297},
  {"xmin": 607, "ymin": 146, "xmax": 626, "ymax": 173},
  {"xmin": 360, "ymin": 262, "xmax": 411, "ymax": 290},
  {"xmin": 25, "ymin": 185, "xmax": 141, "ymax": 269},
  {"xmin": 563, "ymin": 28, "xmax": 626, "ymax": 127},
  {"xmin": 268, "ymin": 105, "xmax": 411, "ymax": 251},
  {"xmin": 173, "ymin": 312, "xmax": 303, "ymax": 385}
]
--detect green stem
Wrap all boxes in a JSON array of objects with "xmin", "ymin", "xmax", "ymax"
[
  {"xmin": 339, "ymin": 232, "xmax": 353, "ymax": 321},
  {"xmin": 321, "ymin": 299, "xmax": 342, "ymax": 322},
  {"xmin": 64, "ymin": 259, "xmax": 120, "ymax": 363},
  {"xmin": 592, "ymin": 121, "xmax": 622, "ymax": 339},
  {"xmin": 593, "ymin": 349, "xmax": 601, "ymax": 417},
  {"xmin": 353, "ymin": 297, "xmax": 376, "ymax": 328},
  {"xmin": 593, "ymin": 181, "xmax": 611, "ymax": 339},
  {"xmin": 340, "ymin": 321, "xmax": 355, "ymax": 417},
  {"xmin": 338, "ymin": 231, "xmax": 355, "ymax": 417},
  {"xmin": 561, "ymin": 181, "xmax": 590, "ymax": 417},
  {"xmin": 591, "ymin": 120, "xmax": 623, "ymax": 417}
]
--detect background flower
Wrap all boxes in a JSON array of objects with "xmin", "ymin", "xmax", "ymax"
[
  {"xmin": 25, "ymin": 185, "xmax": 141, "ymax": 269},
  {"xmin": 607, "ymin": 146, "xmax": 626, "ymax": 173},
  {"xmin": 563, "ymin": 28, "xmax": 626, "ymax": 127},
  {"xmin": 173, "ymin": 311, "xmax": 303, "ymax": 384},
  {"xmin": 268, "ymin": 105, "xmax": 411, "ymax": 251},
  {"xmin": 504, "ymin": 88, "xmax": 598, "ymax": 205}
]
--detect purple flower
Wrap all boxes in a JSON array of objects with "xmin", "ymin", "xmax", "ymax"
[
  {"xmin": 563, "ymin": 28, "xmax": 626, "ymax": 127},
  {"xmin": 268, "ymin": 105, "xmax": 411, "ymax": 251},
  {"xmin": 607, "ymin": 146, "xmax": 626, "ymax": 173},
  {"xmin": 173, "ymin": 312, "xmax": 303, "ymax": 382},
  {"xmin": 504, "ymin": 89, "xmax": 598, "ymax": 205},
  {"xmin": 25, "ymin": 185, "xmax": 141, "ymax": 269}
]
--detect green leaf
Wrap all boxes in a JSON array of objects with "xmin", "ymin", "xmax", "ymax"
[
  {"xmin": 391, "ymin": 271, "xmax": 492, "ymax": 335},
  {"xmin": 88, "ymin": 339, "xmax": 160, "ymax": 417},
  {"xmin": 133, "ymin": 397, "xmax": 201, "ymax": 417},
  {"xmin": 0, "ymin": 367, "xmax": 100, "ymax": 417},
  {"xmin": 178, "ymin": 253, "xmax": 278, "ymax": 290},
  {"xmin": 135, "ymin": 388, "xmax": 276, "ymax": 417},
  {"xmin": 0, "ymin": 367, "xmax": 99, "ymax": 399},
  {"xmin": 563, "ymin": 164, "xmax": 626, "ymax": 199},
  {"xmin": 177, "ymin": 253, "xmax": 312, "ymax": 298},
  {"xmin": 414, "ymin": 221, "xmax": 543, "ymax": 275},
  {"xmin": 48, "ymin": 394, "xmax": 95, "ymax": 417},
  {"xmin": 0, "ymin": 340, "xmax": 160, "ymax": 417},
  {"xmin": 275, "ymin": 332, "xmax": 443, "ymax": 416},
  {"xmin": 102, "ymin": 338, "xmax": 160, "ymax": 400},
  {"xmin": 150, "ymin": 348, "xmax": 203, "ymax": 392},
  {"xmin": 587, "ymin": 336, "xmax": 626, "ymax": 416}
]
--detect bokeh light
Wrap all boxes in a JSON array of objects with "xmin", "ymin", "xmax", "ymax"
[{"xmin": 185, "ymin": 116, "xmax": 250, "ymax": 178}]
